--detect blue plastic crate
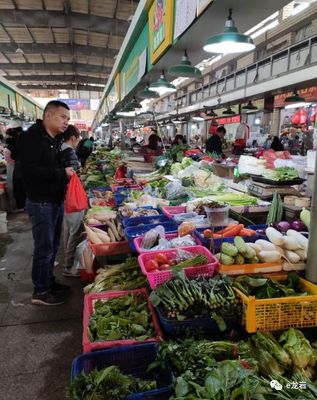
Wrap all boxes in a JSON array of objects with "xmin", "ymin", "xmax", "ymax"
[
  {"xmin": 118, "ymin": 207, "xmax": 163, "ymax": 220},
  {"xmin": 123, "ymin": 215, "xmax": 170, "ymax": 228},
  {"xmin": 246, "ymin": 224, "xmax": 268, "ymax": 239},
  {"xmin": 156, "ymin": 307, "xmax": 237, "ymax": 339},
  {"xmin": 125, "ymin": 222, "xmax": 178, "ymax": 252},
  {"xmin": 114, "ymin": 192, "xmax": 125, "ymax": 206},
  {"xmin": 194, "ymin": 227, "xmax": 259, "ymax": 253},
  {"xmin": 71, "ymin": 343, "xmax": 173, "ymax": 400}
]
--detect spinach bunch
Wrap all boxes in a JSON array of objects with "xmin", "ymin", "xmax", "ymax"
[
  {"xmin": 88, "ymin": 294, "xmax": 154, "ymax": 342},
  {"xmin": 67, "ymin": 365, "xmax": 156, "ymax": 400}
]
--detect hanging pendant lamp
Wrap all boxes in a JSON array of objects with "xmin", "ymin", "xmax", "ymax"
[
  {"xmin": 204, "ymin": 9, "xmax": 255, "ymax": 54},
  {"xmin": 149, "ymin": 71, "xmax": 176, "ymax": 95},
  {"xmin": 137, "ymin": 85, "xmax": 159, "ymax": 99},
  {"xmin": 284, "ymin": 90, "xmax": 305, "ymax": 103},
  {"xmin": 242, "ymin": 100, "xmax": 258, "ymax": 111},
  {"xmin": 192, "ymin": 112, "xmax": 204, "ymax": 121},
  {"xmin": 223, "ymin": 106, "xmax": 235, "ymax": 115},
  {"xmin": 127, "ymin": 96, "xmax": 142, "ymax": 109},
  {"xmin": 168, "ymin": 50, "xmax": 202, "ymax": 78}
]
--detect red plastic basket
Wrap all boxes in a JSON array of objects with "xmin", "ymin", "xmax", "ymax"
[
  {"xmin": 83, "ymin": 288, "xmax": 163, "ymax": 352},
  {"xmin": 138, "ymin": 246, "xmax": 218, "ymax": 289},
  {"xmin": 162, "ymin": 206, "xmax": 186, "ymax": 219},
  {"xmin": 133, "ymin": 233, "xmax": 202, "ymax": 254}
]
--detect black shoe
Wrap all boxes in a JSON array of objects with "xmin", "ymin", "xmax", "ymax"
[
  {"xmin": 32, "ymin": 290, "xmax": 65, "ymax": 306},
  {"xmin": 51, "ymin": 281, "xmax": 71, "ymax": 293}
]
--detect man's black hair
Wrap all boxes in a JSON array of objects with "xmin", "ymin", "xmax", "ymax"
[
  {"xmin": 216, "ymin": 126, "xmax": 226, "ymax": 134},
  {"xmin": 44, "ymin": 100, "xmax": 70, "ymax": 115}
]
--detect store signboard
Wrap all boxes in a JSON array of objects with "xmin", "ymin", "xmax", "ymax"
[
  {"xmin": 23, "ymin": 98, "xmax": 36, "ymax": 117},
  {"xmin": 59, "ymin": 98, "xmax": 91, "ymax": 110},
  {"xmin": 217, "ymin": 115, "xmax": 241, "ymax": 125},
  {"xmin": 108, "ymin": 79, "xmax": 119, "ymax": 112},
  {"xmin": 174, "ymin": 0, "xmax": 196, "ymax": 40},
  {"xmin": 0, "ymin": 84, "xmax": 16, "ymax": 110},
  {"xmin": 120, "ymin": 23, "xmax": 149, "ymax": 99},
  {"xmin": 274, "ymin": 87, "xmax": 317, "ymax": 108},
  {"xmin": 149, "ymin": 0, "xmax": 174, "ymax": 64},
  {"xmin": 197, "ymin": 0, "xmax": 213, "ymax": 16}
]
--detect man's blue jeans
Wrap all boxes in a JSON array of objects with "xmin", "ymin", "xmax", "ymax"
[{"xmin": 25, "ymin": 199, "xmax": 64, "ymax": 293}]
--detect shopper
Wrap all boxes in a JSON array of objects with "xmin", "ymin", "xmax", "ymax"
[
  {"xmin": 9, "ymin": 127, "xmax": 26, "ymax": 210},
  {"xmin": 79, "ymin": 136, "xmax": 94, "ymax": 167},
  {"xmin": 61, "ymin": 125, "xmax": 83, "ymax": 277},
  {"xmin": 3, "ymin": 129, "xmax": 18, "ymax": 212},
  {"xmin": 172, "ymin": 134, "xmax": 186, "ymax": 146},
  {"xmin": 271, "ymin": 136, "xmax": 284, "ymax": 152},
  {"xmin": 20, "ymin": 100, "xmax": 74, "ymax": 306},
  {"xmin": 206, "ymin": 126, "xmax": 226, "ymax": 157}
]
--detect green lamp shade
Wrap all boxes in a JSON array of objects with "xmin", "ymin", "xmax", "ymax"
[
  {"xmin": 223, "ymin": 107, "xmax": 235, "ymax": 115},
  {"xmin": 285, "ymin": 91, "xmax": 305, "ymax": 103},
  {"xmin": 242, "ymin": 100, "xmax": 258, "ymax": 111},
  {"xmin": 137, "ymin": 86, "xmax": 159, "ymax": 99},
  {"xmin": 168, "ymin": 51, "xmax": 202, "ymax": 78},
  {"xmin": 149, "ymin": 73, "xmax": 176, "ymax": 95}
]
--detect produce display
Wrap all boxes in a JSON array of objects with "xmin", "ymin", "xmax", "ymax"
[
  {"xmin": 233, "ymin": 272, "xmax": 309, "ymax": 299},
  {"xmin": 83, "ymin": 257, "xmax": 147, "ymax": 293},
  {"xmin": 68, "ymin": 365, "xmax": 156, "ymax": 400},
  {"xmin": 88, "ymin": 294, "xmax": 155, "ymax": 342},
  {"xmin": 85, "ymin": 220, "xmax": 125, "ymax": 244},
  {"xmin": 266, "ymin": 191, "xmax": 283, "ymax": 224},
  {"xmin": 85, "ymin": 206, "xmax": 117, "ymax": 225},
  {"xmin": 149, "ymin": 274, "xmax": 239, "ymax": 330},
  {"xmin": 263, "ymin": 166, "xmax": 299, "ymax": 181},
  {"xmin": 119, "ymin": 206, "xmax": 160, "ymax": 218},
  {"xmin": 201, "ymin": 224, "xmax": 256, "ymax": 239}
]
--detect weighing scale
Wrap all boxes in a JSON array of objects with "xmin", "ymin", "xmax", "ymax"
[{"xmin": 248, "ymin": 181, "xmax": 300, "ymax": 200}]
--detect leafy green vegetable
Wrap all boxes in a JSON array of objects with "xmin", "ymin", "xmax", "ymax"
[
  {"xmin": 67, "ymin": 365, "xmax": 156, "ymax": 400},
  {"xmin": 88, "ymin": 294, "xmax": 155, "ymax": 342},
  {"xmin": 263, "ymin": 167, "xmax": 299, "ymax": 181}
]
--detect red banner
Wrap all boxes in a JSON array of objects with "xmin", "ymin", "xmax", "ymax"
[
  {"xmin": 274, "ymin": 87, "xmax": 317, "ymax": 108},
  {"xmin": 217, "ymin": 115, "xmax": 241, "ymax": 125}
]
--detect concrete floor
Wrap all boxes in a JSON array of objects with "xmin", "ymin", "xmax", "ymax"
[{"xmin": 0, "ymin": 212, "xmax": 83, "ymax": 400}]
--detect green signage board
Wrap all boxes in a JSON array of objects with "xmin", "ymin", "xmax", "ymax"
[
  {"xmin": 120, "ymin": 22, "xmax": 151, "ymax": 100},
  {"xmin": 23, "ymin": 98, "xmax": 36, "ymax": 117},
  {"xmin": 0, "ymin": 83, "xmax": 16, "ymax": 109}
]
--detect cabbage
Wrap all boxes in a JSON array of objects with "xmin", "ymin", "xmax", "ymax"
[
  {"xmin": 171, "ymin": 162, "xmax": 182, "ymax": 177},
  {"xmin": 181, "ymin": 157, "xmax": 192, "ymax": 168}
]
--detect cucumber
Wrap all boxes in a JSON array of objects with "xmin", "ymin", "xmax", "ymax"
[{"xmin": 221, "ymin": 242, "xmax": 238, "ymax": 257}]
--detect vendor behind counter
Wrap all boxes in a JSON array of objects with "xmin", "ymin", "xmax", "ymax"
[{"xmin": 206, "ymin": 126, "xmax": 226, "ymax": 158}]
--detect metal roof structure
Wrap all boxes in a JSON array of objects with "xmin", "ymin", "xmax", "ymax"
[{"xmin": 0, "ymin": 0, "xmax": 138, "ymax": 92}]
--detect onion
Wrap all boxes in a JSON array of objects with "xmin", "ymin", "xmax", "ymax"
[
  {"xmin": 276, "ymin": 221, "xmax": 290, "ymax": 233},
  {"xmin": 290, "ymin": 219, "xmax": 306, "ymax": 232}
]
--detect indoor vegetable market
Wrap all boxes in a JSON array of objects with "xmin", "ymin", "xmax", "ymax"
[{"xmin": 1, "ymin": 1, "xmax": 317, "ymax": 399}]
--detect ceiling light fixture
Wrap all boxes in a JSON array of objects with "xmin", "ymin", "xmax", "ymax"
[
  {"xmin": 149, "ymin": 71, "xmax": 177, "ymax": 95},
  {"xmin": 284, "ymin": 90, "xmax": 306, "ymax": 103},
  {"xmin": 192, "ymin": 112, "xmax": 204, "ymax": 121},
  {"xmin": 223, "ymin": 106, "xmax": 236, "ymax": 115},
  {"xmin": 168, "ymin": 50, "xmax": 202, "ymax": 79},
  {"xmin": 242, "ymin": 100, "xmax": 258, "ymax": 111},
  {"xmin": 285, "ymin": 102, "xmax": 311, "ymax": 110},
  {"xmin": 203, "ymin": 9, "xmax": 255, "ymax": 54},
  {"xmin": 137, "ymin": 85, "xmax": 160, "ymax": 99}
]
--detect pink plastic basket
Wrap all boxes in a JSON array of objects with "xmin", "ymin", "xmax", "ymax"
[
  {"xmin": 133, "ymin": 233, "xmax": 202, "ymax": 254},
  {"xmin": 138, "ymin": 246, "xmax": 218, "ymax": 289},
  {"xmin": 83, "ymin": 288, "xmax": 163, "ymax": 353},
  {"xmin": 161, "ymin": 206, "xmax": 186, "ymax": 219}
]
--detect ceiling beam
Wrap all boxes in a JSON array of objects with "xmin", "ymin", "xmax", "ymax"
[
  {"xmin": 0, "ymin": 43, "xmax": 118, "ymax": 58},
  {"xmin": 17, "ymin": 83, "xmax": 104, "ymax": 91},
  {"xmin": 0, "ymin": 10, "xmax": 129, "ymax": 36},
  {"xmin": 5, "ymin": 75, "xmax": 106, "ymax": 84},
  {"xmin": 0, "ymin": 63, "xmax": 112, "ymax": 73}
]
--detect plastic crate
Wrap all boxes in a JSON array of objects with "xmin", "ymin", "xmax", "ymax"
[
  {"xmin": 161, "ymin": 206, "xmax": 186, "ymax": 219},
  {"xmin": 194, "ymin": 227, "xmax": 259, "ymax": 252},
  {"xmin": 125, "ymin": 222, "xmax": 178, "ymax": 252},
  {"xmin": 83, "ymin": 289, "xmax": 163, "ymax": 352},
  {"xmin": 123, "ymin": 215, "xmax": 170, "ymax": 228},
  {"xmin": 246, "ymin": 224, "xmax": 268, "ymax": 238},
  {"xmin": 156, "ymin": 307, "xmax": 237, "ymax": 339},
  {"xmin": 134, "ymin": 232, "xmax": 201, "ymax": 254},
  {"xmin": 71, "ymin": 343, "xmax": 173, "ymax": 400},
  {"xmin": 234, "ymin": 277, "xmax": 317, "ymax": 333},
  {"xmin": 138, "ymin": 246, "xmax": 218, "ymax": 289},
  {"xmin": 88, "ymin": 224, "xmax": 131, "ymax": 256},
  {"xmin": 218, "ymin": 261, "xmax": 282, "ymax": 276}
]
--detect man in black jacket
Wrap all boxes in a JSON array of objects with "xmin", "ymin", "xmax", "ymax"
[
  {"xmin": 206, "ymin": 126, "xmax": 226, "ymax": 157},
  {"xmin": 20, "ymin": 100, "xmax": 74, "ymax": 306}
]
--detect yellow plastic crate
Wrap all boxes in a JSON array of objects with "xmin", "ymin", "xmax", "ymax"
[{"xmin": 234, "ymin": 278, "xmax": 317, "ymax": 333}]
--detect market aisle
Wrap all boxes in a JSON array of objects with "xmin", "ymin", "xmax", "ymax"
[{"xmin": 0, "ymin": 213, "xmax": 83, "ymax": 400}]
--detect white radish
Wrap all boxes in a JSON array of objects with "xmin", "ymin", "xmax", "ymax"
[
  {"xmin": 265, "ymin": 227, "xmax": 285, "ymax": 246},
  {"xmin": 286, "ymin": 230, "xmax": 308, "ymax": 250},
  {"xmin": 246, "ymin": 243, "xmax": 262, "ymax": 255},
  {"xmin": 275, "ymin": 246, "xmax": 285, "ymax": 257},
  {"xmin": 283, "ymin": 236, "xmax": 303, "ymax": 251},
  {"xmin": 85, "ymin": 225, "xmax": 103, "ymax": 244},
  {"xmin": 284, "ymin": 250, "xmax": 301, "ymax": 264},
  {"xmin": 258, "ymin": 250, "xmax": 281, "ymax": 263},
  {"xmin": 295, "ymin": 249, "xmax": 307, "ymax": 261},
  {"xmin": 255, "ymin": 239, "xmax": 277, "ymax": 252}
]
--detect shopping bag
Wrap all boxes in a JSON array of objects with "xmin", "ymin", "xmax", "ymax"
[{"xmin": 65, "ymin": 173, "xmax": 89, "ymax": 213}]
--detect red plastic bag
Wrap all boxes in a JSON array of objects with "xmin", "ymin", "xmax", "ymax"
[{"xmin": 65, "ymin": 173, "xmax": 88, "ymax": 213}]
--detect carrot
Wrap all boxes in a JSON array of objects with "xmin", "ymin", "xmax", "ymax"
[
  {"xmin": 212, "ymin": 234, "xmax": 223, "ymax": 239},
  {"xmin": 239, "ymin": 228, "xmax": 257, "ymax": 237},
  {"xmin": 217, "ymin": 224, "xmax": 244, "ymax": 235},
  {"xmin": 220, "ymin": 224, "xmax": 244, "ymax": 237}
]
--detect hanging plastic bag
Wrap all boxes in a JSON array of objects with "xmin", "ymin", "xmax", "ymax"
[
  {"xmin": 65, "ymin": 173, "xmax": 89, "ymax": 213},
  {"xmin": 140, "ymin": 225, "xmax": 166, "ymax": 250},
  {"xmin": 72, "ymin": 239, "xmax": 95, "ymax": 272},
  {"xmin": 165, "ymin": 181, "xmax": 186, "ymax": 200}
]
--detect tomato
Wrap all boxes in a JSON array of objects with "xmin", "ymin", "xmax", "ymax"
[
  {"xmin": 168, "ymin": 259, "xmax": 177, "ymax": 266},
  {"xmin": 145, "ymin": 260, "xmax": 159, "ymax": 272},
  {"xmin": 153, "ymin": 253, "xmax": 168, "ymax": 265},
  {"xmin": 203, "ymin": 229, "xmax": 213, "ymax": 238},
  {"xmin": 158, "ymin": 263, "xmax": 171, "ymax": 271}
]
